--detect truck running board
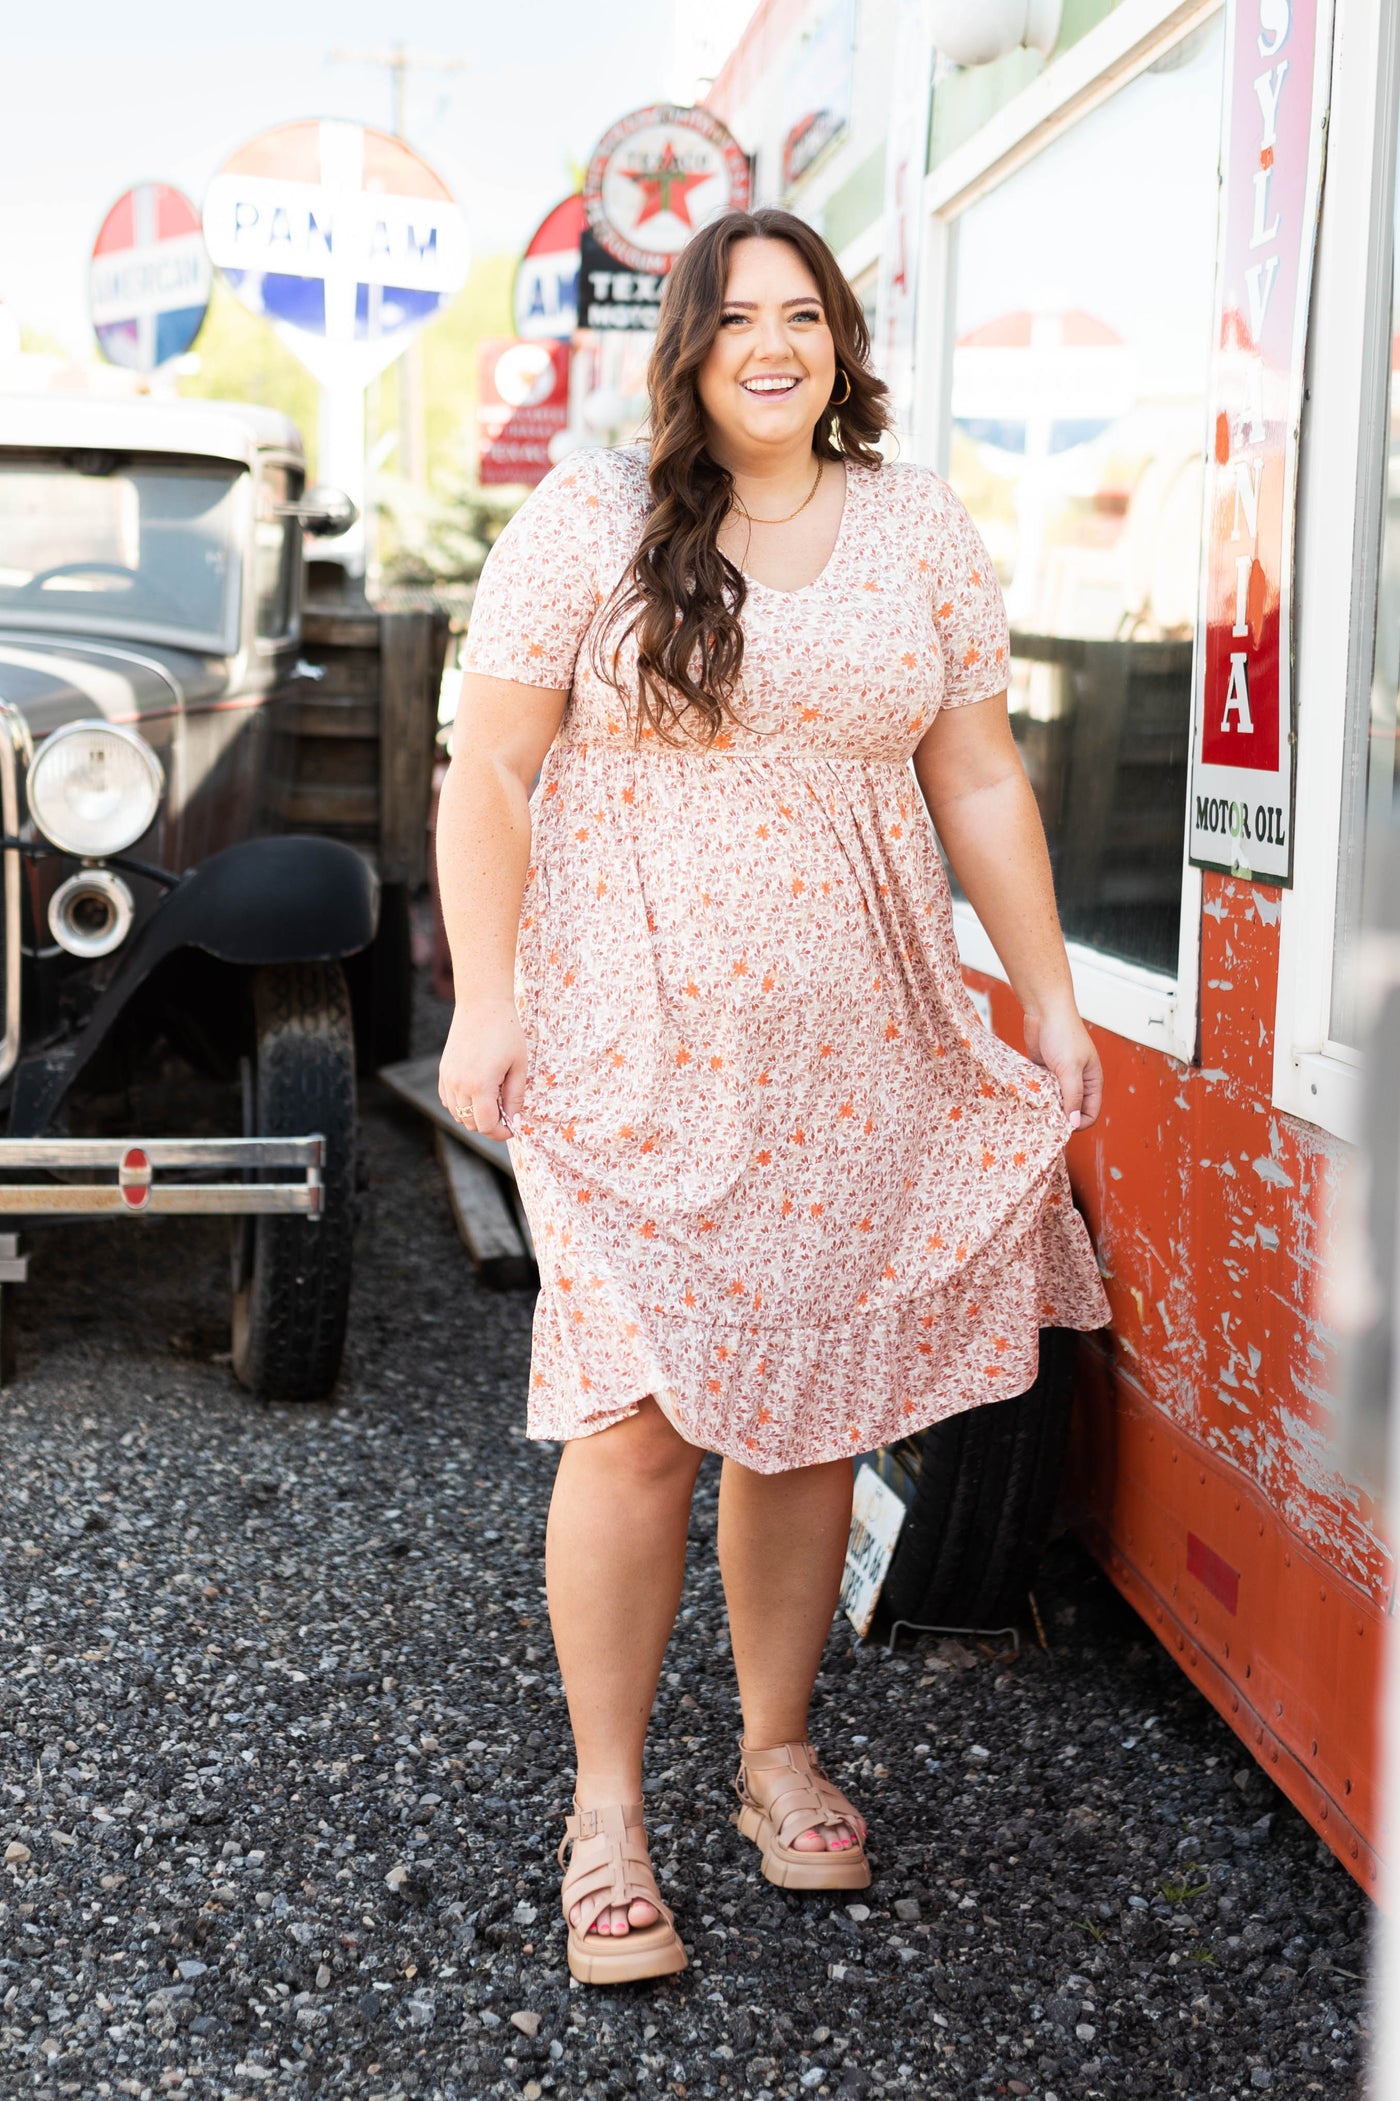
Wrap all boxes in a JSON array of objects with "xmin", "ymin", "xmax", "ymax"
[{"xmin": 0, "ymin": 1136, "xmax": 324, "ymax": 1216}]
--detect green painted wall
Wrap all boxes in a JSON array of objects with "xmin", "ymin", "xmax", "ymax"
[
  {"xmin": 822, "ymin": 143, "xmax": 888, "ymax": 254},
  {"xmin": 929, "ymin": 0, "xmax": 1125, "ymax": 169}
]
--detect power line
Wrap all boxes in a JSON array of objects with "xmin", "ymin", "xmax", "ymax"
[{"xmin": 330, "ymin": 42, "xmax": 472, "ymax": 142}]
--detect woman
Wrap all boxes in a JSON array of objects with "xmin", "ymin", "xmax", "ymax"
[{"xmin": 436, "ymin": 208, "xmax": 1111, "ymax": 1986}]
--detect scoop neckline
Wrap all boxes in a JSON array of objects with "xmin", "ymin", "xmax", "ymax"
[{"xmin": 739, "ymin": 458, "xmax": 857, "ymax": 599}]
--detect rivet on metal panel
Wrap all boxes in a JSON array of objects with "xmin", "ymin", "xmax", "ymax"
[
  {"xmin": 1230, "ymin": 1696, "xmax": 1239, "ymax": 1712},
  {"xmin": 1191, "ymin": 1607, "xmax": 1199, "ymax": 1623},
  {"xmin": 1198, "ymin": 1471, "xmax": 1205, "ymax": 1485},
  {"xmin": 1320, "ymin": 1586, "xmax": 1327, "ymax": 1601},
  {"xmin": 1312, "ymin": 1739, "xmax": 1319, "ymax": 1756},
  {"xmin": 1233, "ymin": 1496, "xmax": 1240, "ymax": 1510},
  {"xmin": 1345, "ymin": 1778, "xmax": 1353, "ymax": 1795},
  {"xmin": 1172, "ymin": 1451, "xmax": 1178, "ymax": 1464},
  {"xmin": 1244, "ymin": 1662, "xmax": 1252, "ymax": 1678},
  {"xmin": 1351, "ymin": 1841, "xmax": 1360, "ymax": 1858},
  {"xmin": 1270, "ymin": 1748, "xmax": 1279, "ymax": 1763},
  {"xmin": 1224, "ymin": 1640, "xmax": 1231, "ymax": 1658},
  {"xmin": 1257, "ymin": 1521, "xmax": 1264, "ymax": 1536},
  {"xmin": 1189, "ymin": 1649, "xmax": 1198, "ymax": 1666},
  {"xmin": 1321, "ymin": 1802, "xmax": 1329, "ymax": 1818},
  {"xmin": 1275, "ymin": 1701, "xmax": 1283, "ymax": 1717},
  {"xmin": 1284, "ymin": 1553, "xmax": 1291, "ymax": 1568}
]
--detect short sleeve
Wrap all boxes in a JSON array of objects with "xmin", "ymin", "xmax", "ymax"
[
  {"xmin": 929, "ymin": 477, "xmax": 1011, "ymax": 708},
  {"xmin": 460, "ymin": 456, "xmax": 604, "ymax": 690}
]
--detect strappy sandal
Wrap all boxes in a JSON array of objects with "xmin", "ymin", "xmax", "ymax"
[
  {"xmin": 557, "ymin": 1800, "xmax": 688, "ymax": 1984},
  {"xmin": 732, "ymin": 1740, "xmax": 872, "ymax": 1891}
]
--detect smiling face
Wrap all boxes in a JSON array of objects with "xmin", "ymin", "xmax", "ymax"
[{"xmin": 695, "ymin": 236, "xmax": 839, "ymax": 464}]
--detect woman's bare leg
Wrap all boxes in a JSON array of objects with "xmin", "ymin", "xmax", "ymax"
[
  {"xmin": 716, "ymin": 1455, "xmax": 861, "ymax": 1850},
  {"xmin": 546, "ymin": 1399, "xmax": 704, "ymax": 1933}
]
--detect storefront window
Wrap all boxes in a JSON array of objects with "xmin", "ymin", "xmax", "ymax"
[
  {"xmin": 1330, "ymin": 94, "xmax": 1400, "ymax": 1047},
  {"xmin": 944, "ymin": 21, "xmax": 1225, "ymax": 976}
]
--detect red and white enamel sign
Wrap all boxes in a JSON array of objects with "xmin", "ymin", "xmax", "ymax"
[
  {"xmin": 583, "ymin": 103, "xmax": 750, "ymax": 276},
  {"xmin": 477, "ymin": 338, "xmax": 570, "ymax": 486},
  {"xmin": 513, "ymin": 194, "xmax": 586, "ymax": 341},
  {"xmin": 1188, "ymin": 0, "xmax": 1334, "ymax": 884}
]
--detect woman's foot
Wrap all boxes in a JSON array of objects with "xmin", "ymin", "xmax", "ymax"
[
  {"xmin": 558, "ymin": 1801, "xmax": 687, "ymax": 1982},
  {"xmin": 733, "ymin": 1741, "xmax": 871, "ymax": 1889}
]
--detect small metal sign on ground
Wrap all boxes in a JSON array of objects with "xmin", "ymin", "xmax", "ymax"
[
  {"xmin": 89, "ymin": 183, "xmax": 211, "ymax": 373},
  {"xmin": 839, "ymin": 1463, "xmax": 908, "ymax": 1638}
]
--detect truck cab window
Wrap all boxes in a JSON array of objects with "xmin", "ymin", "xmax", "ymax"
[{"xmin": 254, "ymin": 463, "xmax": 301, "ymax": 642}]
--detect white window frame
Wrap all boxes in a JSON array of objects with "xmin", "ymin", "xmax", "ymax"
[
  {"xmin": 909, "ymin": 0, "xmax": 1224, "ymax": 1067},
  {"xmin": 1271, "ymin": 0, "xmax": 1398, "ymax": 1144}
]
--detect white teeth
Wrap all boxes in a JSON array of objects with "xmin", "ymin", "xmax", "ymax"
[{"xmin": 743, "ymin": 377, "xmax": 798, "ymax": 393}]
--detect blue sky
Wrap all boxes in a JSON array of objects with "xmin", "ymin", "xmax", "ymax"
[{"xmin": 1, "ymin": 0, "xmax": 682, "ymax": 353}]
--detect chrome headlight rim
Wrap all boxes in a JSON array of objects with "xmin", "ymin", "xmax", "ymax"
[
  {"xmin": 48, "ymin": 868, "xmax": 136, "ymax": 959},
  {"xmin": 27, "ymin": 719, "xmax": 165, "ymax": 859}
]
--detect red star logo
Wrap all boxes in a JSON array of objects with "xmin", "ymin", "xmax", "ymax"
[{"xmin": 621, "ymin": 141, "xmax": 711, "ymax": 230}]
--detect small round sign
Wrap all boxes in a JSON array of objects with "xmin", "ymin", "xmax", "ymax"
[
  {"xmin": 89, "ymin": 184, "xmax": 211, "ymax": 373},
  {"xmin": 583, "ymin": 104, "xmax": 751, "ymax": 276}
]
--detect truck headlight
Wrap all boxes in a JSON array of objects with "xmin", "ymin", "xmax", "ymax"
[{"xmin": 28, "ymin": 721, "xmax": 164, "ymax": 857}]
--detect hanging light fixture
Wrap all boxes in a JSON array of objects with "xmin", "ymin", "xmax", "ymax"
[{"xmin": 925, "ymin": 0, "xmax": 1063, "ymax": 65}]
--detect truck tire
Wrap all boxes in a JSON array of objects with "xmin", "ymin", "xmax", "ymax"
[
  {"xmin": 232, "ymin": 961, "xmax": 356, "ymax": 1403},
  {"xmin": 879, "ymin": 1328, "xmax": 1076, "ymax": 1632},
  {"xmin": 350, "ymin": 880, "xmax": 414, "ymax": 1074}
]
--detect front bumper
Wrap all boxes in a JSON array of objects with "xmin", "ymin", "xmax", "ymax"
[{"xmin": 0, "ymin": 1136, "xmax": 323, "ymax": 1216}]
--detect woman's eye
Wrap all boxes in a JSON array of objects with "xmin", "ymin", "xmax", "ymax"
[
  {"xmin": 792, "ymin": 308, "xmax": 823, "ymax": 324},
  {"xmin": 720, "ymin": 312, "xmax": 748, "ymax": 327}
]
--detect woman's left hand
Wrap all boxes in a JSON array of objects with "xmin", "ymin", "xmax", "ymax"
[{"xmin": 1022, "ymin": 1002, "xmax": 1103, "ymax": 1133}]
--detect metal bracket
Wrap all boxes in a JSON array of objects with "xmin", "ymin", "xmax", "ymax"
[
  {"xmin": 884, "ymin": 1617, "xmax": 1022, "ymax": 1657},
  {"xmin": 0, "ymin": 1135, "xmax": 325, "ymax": 1217}
]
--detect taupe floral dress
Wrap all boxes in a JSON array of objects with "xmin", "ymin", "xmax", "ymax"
[{"xmin": 461, "ymin": 445, "xmax": 1110, "ymax": 1472}]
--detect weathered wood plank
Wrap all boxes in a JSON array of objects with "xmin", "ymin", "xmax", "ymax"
[
  {"xmin": 378, "ymin": 610, "xmax": 447, "ymax": 886},
  {"xmin": 434, "ymin": 1131, "xmax": 532, "ymax": 1289},
  {"xmin": 302, "ymin": 608, "xmax": 381, "ymax": 649},
  {"xmin": 378, "ymin": 1054, "xmax": 517, "ymax": 1179}
]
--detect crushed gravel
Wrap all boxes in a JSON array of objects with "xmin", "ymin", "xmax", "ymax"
[{"xmin": 0, "ymin": 982, "xmax": 1373, "ymax": 2100}]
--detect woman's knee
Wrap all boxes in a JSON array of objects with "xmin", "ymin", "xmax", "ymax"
[{"xmin": 566, "ymin": 1397, "xmax": 702, "ymax": 1495}]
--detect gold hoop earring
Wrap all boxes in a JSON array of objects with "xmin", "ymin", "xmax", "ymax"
[{"xmin": 830, "ymin": 370, "xmax": 852, "ymax": 407}]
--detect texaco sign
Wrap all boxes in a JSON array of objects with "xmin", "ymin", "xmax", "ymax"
[{"xmin": 583, "ymin": 103, "xmax": 751, "ymax": 276}]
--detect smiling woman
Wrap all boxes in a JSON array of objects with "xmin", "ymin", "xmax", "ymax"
[{"xmin": 434, "ymin": 206, "xmax": 1110, "ymax": 1985}]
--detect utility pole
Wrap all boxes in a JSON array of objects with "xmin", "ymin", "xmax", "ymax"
[{"xmin": 331, "ymin": 42, "xmax": 471, "ymax": 491}]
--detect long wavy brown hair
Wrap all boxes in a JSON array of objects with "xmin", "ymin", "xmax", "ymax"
[{"xmin": 595, "ymin": 208, "xmax": 891, "ymax": 747}]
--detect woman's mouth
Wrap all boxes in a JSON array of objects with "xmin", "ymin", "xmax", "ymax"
[{"xmin": 741, "ymin": 376, "xmax": 801, "ymax": 398}]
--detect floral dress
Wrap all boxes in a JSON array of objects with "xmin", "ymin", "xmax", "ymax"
[{"xmin": 460, "ymin": 445, "xmax": 1111, "ymax": 1472}]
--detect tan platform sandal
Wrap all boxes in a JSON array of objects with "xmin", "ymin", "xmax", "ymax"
[
  {"xmin": 558, "ymin": 1800, "xmax": 688, "ymax": 1985},
  {"xmin": 733, "ymin": 1740, "xmax": 872, "ymax": 1891}
]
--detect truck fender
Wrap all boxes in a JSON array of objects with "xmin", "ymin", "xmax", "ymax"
[{"xmin": 8, "ymin": 837, "xmax": 379, "ymax": 1136}]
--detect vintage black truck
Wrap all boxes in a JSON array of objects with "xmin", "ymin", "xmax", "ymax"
[{"xmin": 0, "ymin": 396, "xmax": 445, "ymax": 1397}]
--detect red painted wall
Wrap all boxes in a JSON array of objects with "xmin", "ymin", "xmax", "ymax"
[{"xmin": 969, "ymin": 867, "xmax": 1387, "ymax": 1892}]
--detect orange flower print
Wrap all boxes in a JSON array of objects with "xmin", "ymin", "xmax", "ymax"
[{"xmin": 455, "ymin": 445, "xmax": 1110, "ymax": 1466}]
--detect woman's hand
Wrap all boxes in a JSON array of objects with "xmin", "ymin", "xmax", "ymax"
[
  {"xmin": 438, "ymin": 995, "xmax": 529, "ymax": 1140},
  {"xmin": 1022, "ymin": 1001, "xmax": 1103, "ymax": 1133}
]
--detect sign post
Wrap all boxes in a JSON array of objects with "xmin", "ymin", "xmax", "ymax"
[
  {"xmin": 89, "ymin": 184, "xmax": 211, "ymax": 376},
  {"xmin": 1187, "ymin": 0, "xmax": 1335, "ymax": 885},
  {"xmin": 202, "ymin": 120, "xmax": 469, "ymax": 578}
]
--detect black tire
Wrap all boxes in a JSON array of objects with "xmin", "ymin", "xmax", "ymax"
[
  {"xmin": 232, "ymin": 961, "xmax": 356, "ymax": 1403},
  {"xmin": 880, "ymin": 1328, "xmax": 1076, "ymax": 1631},
  {"xmin": 349, "ymin": 882, "xmax": 414, "ymax": 1075}
]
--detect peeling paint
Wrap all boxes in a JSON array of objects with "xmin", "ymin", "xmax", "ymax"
[
  {"xmin": 1252, "ymin": 1156, "xmax": 1294, "ymax": 1188},
  {"xmin": 1208, "ymin": 978, "xmax": 1236, "ymax": 990},
  {"xmin": 1252, "ymin": 890, "xmax": 1283, "ymax": 926},
  {"xmin": 1203, "ymin": 893, "xmax": 1228, "ymax": 920},
  {"xmin": 1109, "ymin": 1164, "xmax": 1123, "ymax": 1180}
]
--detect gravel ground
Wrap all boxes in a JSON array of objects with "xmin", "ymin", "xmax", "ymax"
[{"xmin": 0, "ymin": 982, "xmax": 1374, "ymax": 2101}]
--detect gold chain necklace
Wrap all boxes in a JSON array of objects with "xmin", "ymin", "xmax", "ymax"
[{"xmin": 731, "ymin": 455, "xmax": 824, "ymax": 526}]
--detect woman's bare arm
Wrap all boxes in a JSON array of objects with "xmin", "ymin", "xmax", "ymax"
[
  {"xmin": 912, "ymin": 695, "xmax": 1102, "ymax": 1130},
  {"xmin": 435, "ymin": 672, "xmax": 568, "ymax": 1138}
]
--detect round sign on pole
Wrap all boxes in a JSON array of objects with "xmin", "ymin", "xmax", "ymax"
[
  {"xmin": 201, "ymin": 120, "xmax": 470, "ymax": 390},
  {"xmin": 513, "ymin": 194, "xmax": 586, "ymax": 342},
  {"xmin": 89, "ymin": 184, "xmax": 211, "ymax": 373},
  {"xmin": 583, "ymin": 104, "xmax": 751, "ymax": 276}
]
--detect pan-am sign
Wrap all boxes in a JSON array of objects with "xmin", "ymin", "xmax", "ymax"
[{"xmin": 202, "ymin": 120, "xmax": 469, "ymax": 387}]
